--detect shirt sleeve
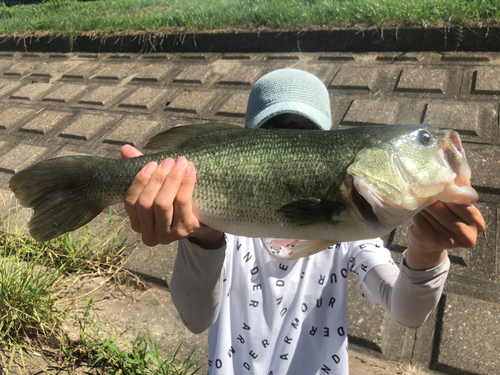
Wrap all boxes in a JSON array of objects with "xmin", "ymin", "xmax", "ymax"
[
  {"xmin": 361, "ymin": 250, "xmax": 450, "ymax": 329},
  {"xmin": 169, "ymin": 238, "xmax": 227, "ymax": 334},
  {"xmin": 347, "ymin": 238, "xmax": 398, "ymax": 285}
]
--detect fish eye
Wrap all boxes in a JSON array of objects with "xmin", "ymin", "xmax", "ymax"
[{"xmin": 418, "ymin": 130, "xmax": 432, "ymax": 146}]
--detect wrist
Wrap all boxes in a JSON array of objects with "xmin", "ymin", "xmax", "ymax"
[
  {"xmin": 404, "ymin": 248, "xmax": 448, "ymax": 271},
  {"xmin": 187, "ymin": 230, "xmax": 225, "ymax": 250}
]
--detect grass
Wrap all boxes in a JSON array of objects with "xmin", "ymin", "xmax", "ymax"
[
  {"xmin": 0, "ymin": 256, "xmax": 61, "ymax": 346},
  {"xmin": 0, "ymin": 218, "xmax": 126, "ymax": 276},
  {"xmin": 0, "ymin": 204, "xmax": 201, "ymax": 374},
  {"xmin": 61, "ymin": 300, "xmax": 200, "ymax": 375},
  {"xmin": 87, "ymin": 335, "xmax": 201, "ymax": 375},
  {"xmin": 0, "ymin": 0, "xmax": 499, "ymax": 36}
]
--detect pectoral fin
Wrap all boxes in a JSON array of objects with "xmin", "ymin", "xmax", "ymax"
[{"xmin": 278, "ymin": 198, "xmax": 346, "ymax": 226}]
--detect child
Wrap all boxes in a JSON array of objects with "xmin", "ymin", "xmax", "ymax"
[{"xmin": 121, "ymin": 69, "xmax": 484, "ymax": 375}]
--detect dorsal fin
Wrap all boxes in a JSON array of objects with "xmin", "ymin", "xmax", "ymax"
[{"xmin": 144, "ymin": 123, "xmax": 242, "ymax": 151}]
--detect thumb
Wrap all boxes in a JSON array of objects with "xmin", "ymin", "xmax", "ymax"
[{"xmin": 121, "ymin": 144, "xmax": 143, "ymax": 159}]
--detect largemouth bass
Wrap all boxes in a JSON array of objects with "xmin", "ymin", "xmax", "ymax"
[{"xmin": 9, "ymin": 123, "xmax": 478, "ymax": 247}]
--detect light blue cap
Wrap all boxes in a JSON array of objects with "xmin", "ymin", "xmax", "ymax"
[{"xmin": 245, "ymin": 68, "xmax": 332, "ymax": 130}]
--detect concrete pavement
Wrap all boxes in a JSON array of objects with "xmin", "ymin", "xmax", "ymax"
[{"xmin": 0, "ymin": 50, "xmax": 499, "ymax": 374}]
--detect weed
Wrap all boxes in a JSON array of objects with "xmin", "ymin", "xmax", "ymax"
[
  {"xmin": 0, "ymin": 255, "xmax": 62, "ymax": 346},
  {"xmin": 0, "ymin": 202, "xmax": 201, "ymax": 374},
  {"xmin": 0, "ymin": 207, "xmax": 127, "ymax": 276},
  {"xmin": 62, "ymin": 300, "xmax": 200, "ymax": 374},
  {"xmin": 86, "ymin": 333, "xmax": 201, "ymax": 375}
]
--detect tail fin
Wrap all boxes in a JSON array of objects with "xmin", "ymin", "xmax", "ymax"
[{"xmin": 9, "ymin": 156, "xmax": 107, "ymax": 242}]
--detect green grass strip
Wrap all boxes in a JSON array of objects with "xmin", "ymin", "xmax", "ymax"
[{"xmin": 0, "ymin": 0, "xmax": 500, "ymax": 36}]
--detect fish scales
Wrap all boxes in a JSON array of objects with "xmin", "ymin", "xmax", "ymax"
[
  {"xmin": 94, "ymin": 128, "xmax": 360, "ymax": 223},
  {"xmin": 192, "ymin": 132, "xmax": 350, "ymax": 228}
]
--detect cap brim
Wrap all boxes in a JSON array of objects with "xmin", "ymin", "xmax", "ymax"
[{"xmin": 245, "ymin": 101, "xmax": 332, "ymax": 130}]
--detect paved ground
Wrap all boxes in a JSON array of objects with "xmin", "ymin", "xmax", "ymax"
[{"xmin": 0, "ymin": 50, "xmax": 499, "ymax": 374}]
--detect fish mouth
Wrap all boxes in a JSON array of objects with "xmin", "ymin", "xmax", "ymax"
[
  {"xmin": 432, "ymin": 129, "xmax": 478, "ymax": 204},
  {"xmin": 443, "ymin": 130, "xmax": 471, "ymax": 181},
  {"xmin": 351, "ymin": 184, "xmax": 379, "ymax": 224}
]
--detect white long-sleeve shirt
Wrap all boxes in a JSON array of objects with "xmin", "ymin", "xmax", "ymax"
[{"xmin": 170, "ymin": 235, "xmax": 449, "ymax": 375}]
